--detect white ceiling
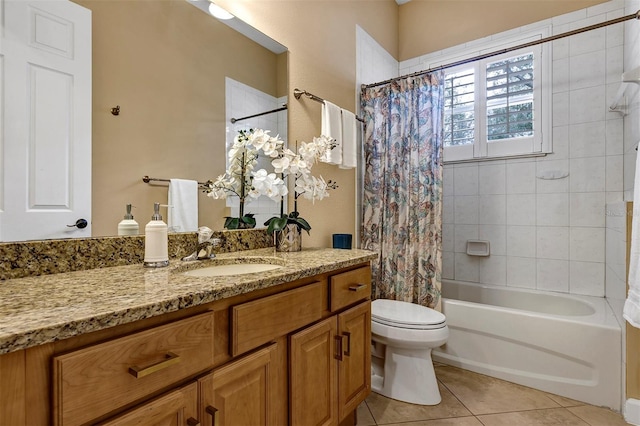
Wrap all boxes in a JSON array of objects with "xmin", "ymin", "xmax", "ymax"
[{"xmin": 396, "ymin": 0, "xmax": 412, "ymax": 4}]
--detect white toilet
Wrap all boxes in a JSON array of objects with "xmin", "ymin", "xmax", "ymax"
[{"xmin": 371, "ymin": 299, "xmax": 449, "ymax": 405}]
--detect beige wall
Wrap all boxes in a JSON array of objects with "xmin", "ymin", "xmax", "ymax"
[
  {"xmin": 84, "ymin": 0, "xmax": 613, "ymax": 246},
  {"xmin": 215, "ymin": 0, "xmax": 611, "ymax": 248},
  {"xmin": 399, "ymin": 0, "xmax": 609, "ymax": 60},
  {"xmin": 215, "ymin": 0, "xmax": 399, "ymax": 248},
  {"xmin": 75, "ymin": 0, "xmax": 280, "ymax": 236}
]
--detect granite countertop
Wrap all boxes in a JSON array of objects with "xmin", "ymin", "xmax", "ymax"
[{"xmin": 0, "ymin": 247, "xmax": 377, "ymax": 355}]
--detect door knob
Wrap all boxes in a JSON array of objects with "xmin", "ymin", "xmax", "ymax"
[{"xmin": 67, "ymin": 219, "xmax": 88, "ymax": 229}]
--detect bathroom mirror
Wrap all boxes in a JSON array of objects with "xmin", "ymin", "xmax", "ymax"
[{"xmin": 3, "ymin": 0, "xmax": 288, "ymax": 241}]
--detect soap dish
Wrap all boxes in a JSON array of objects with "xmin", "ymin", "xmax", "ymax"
[{"xmin": 466, "ymin": 240, "xmax": 490, "ymax": 257}]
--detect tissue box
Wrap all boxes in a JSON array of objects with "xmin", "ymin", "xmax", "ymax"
[{"xmin": 332, "ymin": 234, "xmax": 352, "ymax": 249}]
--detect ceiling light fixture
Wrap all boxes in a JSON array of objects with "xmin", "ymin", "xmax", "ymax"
[{"xmin": 208, "ymin": 2, "xmax": 234, "ymax": 20}]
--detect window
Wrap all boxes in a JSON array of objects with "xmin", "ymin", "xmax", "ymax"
[{"xmin": 443, "ymin": 44, "xmax": 550, "ymax": 162}]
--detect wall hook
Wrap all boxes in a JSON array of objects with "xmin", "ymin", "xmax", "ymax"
[{"xmin": 111, "ymin": 105, "xmax": 120, "ymax": 116}]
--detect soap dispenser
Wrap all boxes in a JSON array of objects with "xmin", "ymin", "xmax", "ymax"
[
  {"xmin": 118, "ymin": 204, "xmax": 139, "ymax": 236},
  {"xmin": 144, "ymin": 202, "xmax": 169, "ymax": 268}
]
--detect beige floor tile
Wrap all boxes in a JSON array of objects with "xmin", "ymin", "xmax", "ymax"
[
  {"xmin": 544, "ymin": 393, "xmax": 585, "ymax": 408},
  {"xmin": 365, "ymin": 384, "xmax": 472, "ymax": 425},
  {"xmin": 382, "ymin": 417, "xmax": 483, "ymax": 425},
  {"xmin": 477, "ymin": 408, "xmax": 590, "ymax": 425},
  {"xmin": 567, "ymin": 405, "xmax": 631, "ymax": 425},
  {"xmin": 435, "ymin": 366, "xmax": 560, "ymax": 415},
  {"xmin": 357, "ymin": 401, "xmax": 377, "ymax": 426}
]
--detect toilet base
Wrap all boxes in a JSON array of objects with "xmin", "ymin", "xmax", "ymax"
[{"xmin": 371, "ymin": 344, "xmax": 441, "ymax": 405}]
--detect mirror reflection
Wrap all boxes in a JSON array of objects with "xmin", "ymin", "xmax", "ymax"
[{"xmin": 2, "ymin": 0, "xmax": 287, "ymax": 241}]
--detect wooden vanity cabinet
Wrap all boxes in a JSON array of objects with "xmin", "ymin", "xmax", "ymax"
[
  {"xmin": 52, "ymin": 312, "xmax": 215, "ymax": 425},
  {"xmin": 0, "ymin": 262, "xmax": 372, "ymax": 426},
  {"xmin": 199, "ymin": 342, "xmax": 282, "ymax": 426}
]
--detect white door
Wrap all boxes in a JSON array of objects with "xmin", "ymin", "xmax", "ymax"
[{"xmin": 1, "ymin": 0, "xmax": 91, "ymax": 241}]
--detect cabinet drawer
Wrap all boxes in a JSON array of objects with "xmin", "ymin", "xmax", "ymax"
[
  {"xmin": 330, "ymin": 266, "xmax": 371, "ymax": 312},
  {"xmin": 97, "ymin": 382, "xmax": 198, "ymax": 426},
  {"xmin": 231, "ymin": 281, "xmax": 326, "ymax": 356},
  {"xmin": 53, "ymin": 311, "xmax": 214, "ymax": 426}
]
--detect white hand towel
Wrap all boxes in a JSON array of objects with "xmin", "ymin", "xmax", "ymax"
[
  {"xmin": 321, "ymin": 101, "xmax": 342, "ymax": 165},
  {"xmin": 168, "ymin": 179, "xmax": 198, "ymax": 232},
  {"xmin": 625, "ymin": 152, "xmax": 640, "ymax": 328},
  {"xmin": 339, "ymin": 109, "xmax": 357, "ymax": 169}
]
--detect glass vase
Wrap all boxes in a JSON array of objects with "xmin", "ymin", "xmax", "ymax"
[{"xmin": 275, "ymin": 224, "xmax": 302, "ymax": 252}]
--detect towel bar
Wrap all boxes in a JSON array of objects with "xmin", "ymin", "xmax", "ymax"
[
  {"xmin": 142, "ymin": 176, "xmax": 211, "ymax": 188},
  {"xmin": 294, "ymin": 88, "xmax": 365, "ymax": 123}
]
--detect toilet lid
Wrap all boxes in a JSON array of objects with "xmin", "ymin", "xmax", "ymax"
[{"xmin": 372, "ymin": 299, "xmax": 446, "ymax": 330}]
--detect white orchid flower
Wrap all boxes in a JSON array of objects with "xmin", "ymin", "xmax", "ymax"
[
  {"xmin": 208, "ymin": 129, "xmax": 335, "ymax": 225},
  {"xmin": 290, "ymin": 156, "xmax": 309, "ymax": 175},
  {"xmin": 261, "ymin": 139, "xmax": 280, "ymax": 157},
  {"xmin": 248, "ymin": 129, "xmax": 270, "ymax": 150},
  {"xmin": 296, "ymin": 175, "xmax": 329, "ymax": 202},
  {"xmin": 272, "ymin": 156, "xmax": 290, "ymax": 173},
  {"xmin": 251, "ymin": 170, "xmax": 287, "ymax": 201}
]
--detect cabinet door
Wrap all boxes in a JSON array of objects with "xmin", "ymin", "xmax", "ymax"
[
  {"xmin": 199, "ymin": 343, "xmax": 278, "ymax": 426},
  {"xmin": 290, "ymin": 316, "xmax": 338, "ymax": 426},
  {"xmin": 97, "ymin": 382, "xmax": 198, "ymax": 426},
  {"xmin": 337, "ymin": 301, "xmax": 371, "ymax": 421}
]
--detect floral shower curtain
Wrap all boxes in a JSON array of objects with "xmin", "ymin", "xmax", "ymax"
[{"xmin": 360, "ymin": 73, "xmax": 444, "ymax": 310}]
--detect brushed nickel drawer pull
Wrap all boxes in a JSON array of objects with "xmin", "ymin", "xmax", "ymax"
[
  {"xmin": 343, "ymin": 331, "xmax": 352, "ymax": 356},
  {"xmin": 186, "ymin": 418, "xmax": 200, "ymax": 426},
  {"xmin": 334, "ymin": 335, "xmax": 344, "ymax": 361},
  {"xmin": 206, "ymin": 405, "xmax": 219, "ymax": 426},
  {"xmin": 128, "ymin": 352, "xmax": 181, "ymax": 378},
  {"xmin": 348, "ymin": 284, "xmax": 367, "ymax": 292}
]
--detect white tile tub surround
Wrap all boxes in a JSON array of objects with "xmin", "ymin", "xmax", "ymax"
[
  {"xmin": 437, "ymin": 1, "xmax": 626, "ymax": 296},
  {"xmin": 606, "ymin": 202, "xmax": 628, "ymax": 301},
  {"xmin": 624, "ymin": 0, "xmax": 640, "ymax": 201}
]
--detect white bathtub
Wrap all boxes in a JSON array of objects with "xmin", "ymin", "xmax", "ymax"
[{"xmin": 432, "ymin": 279, "xmax": 623, "ymax": 410}]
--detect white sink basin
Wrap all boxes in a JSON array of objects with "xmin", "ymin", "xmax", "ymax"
[{"xmin": 183, "ymin": 263, "xmax": 282, "ymax": 277}]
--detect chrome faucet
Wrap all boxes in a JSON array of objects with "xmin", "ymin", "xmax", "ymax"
[
  {"xmin": 182, "ymin": 226, "xmax": 222, "ymax": 261},
  {"xmin": 196, "ymin": 237, "xmax": 222, "ymax": 260}
]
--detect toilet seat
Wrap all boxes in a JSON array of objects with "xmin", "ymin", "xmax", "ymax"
[{"xmin": 372, "ymin": 299, "xmax": 446, "ymax": 330}]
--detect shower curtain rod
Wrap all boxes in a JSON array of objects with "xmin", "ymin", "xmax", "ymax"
[
  {"xmin": 363, "ymin": 10, "xmax": 640, "ymax": 89},
  {"xmin": 230, "ymin": 105, "xmax": 287, "ymax": 123}
]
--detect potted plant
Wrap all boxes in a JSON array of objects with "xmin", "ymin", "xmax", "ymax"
[
  {"xmin": 204, "ymin": 129, "xmax": 287, "ymax": 229},
  {"xmin": 264, "ymin": 135, "xmax": 337, "ymax": 251}
]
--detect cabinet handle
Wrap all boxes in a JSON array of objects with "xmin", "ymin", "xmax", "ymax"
[
  {"xmin": 348, "ymin": 283, "xmax": 367, "ymax": 292},
  {"xmin": 128, "ymin": 352, "xmax": 181, "ymax": 378},
  {"xmin": 343, "ymin": 331, "xmax": 351, "ymax": 356},
  {"xmin": 334, "ymin": 335, "xmax": 344, "ymax": 361},
  {"xmin": 186, "ymin": 418, "xmax": 200, "ymax": 426},
  {"xmin": 206, "ymin": 406, "xmax": 218, "ymax": 426}
]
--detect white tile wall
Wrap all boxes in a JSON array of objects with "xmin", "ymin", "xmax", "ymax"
[
  {"xmin": 356, "ymin": 25, "xmax": 398, "ymax": 94},
  {"xmin": 624, "ymin": 0, "xmax": 640, "ymax": 199},
  {"xmin": 606, "ymin": 202, "xmax": 628, "ymax": 300},
  {"xmin": 429, "ymin": 2, "xmax": 628, "ymax": 296}
]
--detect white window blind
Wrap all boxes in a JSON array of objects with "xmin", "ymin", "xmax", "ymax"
[
  {"xmin": 441, "ymin": 41, "xmax": 549, "ymax": 162},
  {"xmin": 444, "ymin": 69, "xmax": 475, "ymax": 147},
  {"xmin": 486, "ymin": 53, "xmax": 534, "ymax": 142}
]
